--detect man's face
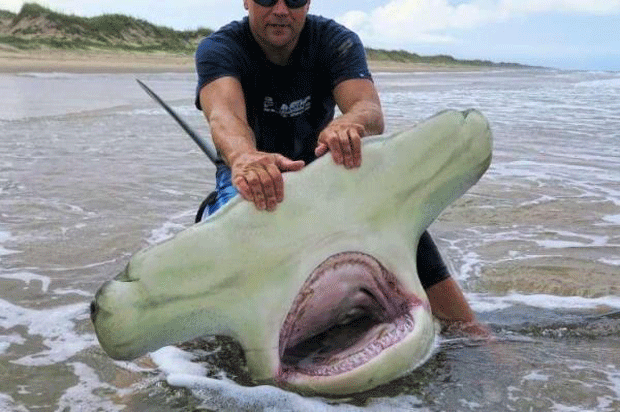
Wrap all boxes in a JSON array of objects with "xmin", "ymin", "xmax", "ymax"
[{"xmin": 244, "ymin": 0, "xmax": 310, "ymax": 53}]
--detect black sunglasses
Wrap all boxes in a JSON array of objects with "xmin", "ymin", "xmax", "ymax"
[{"xmin": 253, "ymin": 0, "xmax": 309, "ymax": 9}]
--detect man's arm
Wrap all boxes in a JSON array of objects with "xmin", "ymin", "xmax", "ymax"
[
  {"xmin": 315, "ymin": 78, "xmax": 384, "ymax": 169},
  {"xmin": 199, "ymin": 77, "xmax": 304, "ymax": 211},
  {"xmin": 425, "ymin": 278, "xmax": 490, "ymax": 337}
]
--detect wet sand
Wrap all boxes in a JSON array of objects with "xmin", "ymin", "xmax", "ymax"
[{"xmin": 0, "ymin": 47, "xmax": 488, "ymax": 74}]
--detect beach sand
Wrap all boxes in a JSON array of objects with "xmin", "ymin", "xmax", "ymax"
[
  {"xmin": 0, "ymin": 47, "xmax": 487, "ymax": 74},
  {"xmin": 0, "ymin": 47, "xmax": 197, "ymax": 73}
]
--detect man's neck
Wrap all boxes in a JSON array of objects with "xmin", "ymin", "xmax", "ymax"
[{"xmin": 263, "ymin": 48, "xmax": 294, "ymax": 66}]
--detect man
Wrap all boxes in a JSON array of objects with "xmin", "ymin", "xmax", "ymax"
[{"xmin": 195, "ymin": 0, "xmax": 486, "ymax": 334}]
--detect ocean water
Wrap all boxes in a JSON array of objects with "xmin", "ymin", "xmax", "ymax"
[{"xmin": 1, "ymin": 68, "xmax": 619, "ymax": 411}]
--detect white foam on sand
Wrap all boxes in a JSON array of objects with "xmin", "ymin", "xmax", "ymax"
[
  {"xmin": 602, "ymin": 214, "xmax": 620, "ymax": 225},
  {"xmin": 150, "ymin": 346, "xmax": 209, "ymax": 377},
  {"xmin": 575, "ymin": 77, "xmax": 620, "ymax": 89},
  {"xmin": 547, "ymin": 363, "xmax": 620, "ymax": 412},
  {"xmin": 170, "ymin": 374, "xmax": 429, "ymax": 412},
  {"xmin": 533, "ymin": 230, "xmax": 610, "ymax": 249},
  {"xmin": 522, "ymin": 370, "xmax": 550, "ymax": 382},
  {"xmin": 0, "ymin": 333, "xmax": 26, "ymax": 355},
  {"xmin": 0, "ymin": 272, "xmax": 51, "ymax": 293},
  {"xmin": 55, "ymin": 362, "xmax": 124, "ymax": 412},
  {"xmin": 0, "ymin": 230, "xmax": 12, "ymax": 243},
  {"xmin": 0, "ymin": 298, "xmax": 96, "ymax": 366},
  {"xmin": 0, "ymin": 393, "xmax": 29, "ymax": 412},
  {"xmin": 0, "ymin": 230, "xmax": 18, "ymax": 257},
  {"xmin": 51, "ymin": 288, "xmax": 94, "ymax": 297},
  {"xmin": 149, "ymin": 346, "xmax": 430, "ymax": 412},
  {"xmin": 599, "ymin": 258, "xmax": 620, "ymax": 266},
  {"xmin": 146, "ymin": 221, "xmax": 187, "ymax": 245},
  {"xmin": 469, "ymin": 292, "xmax": 620, "ymax": 313}
]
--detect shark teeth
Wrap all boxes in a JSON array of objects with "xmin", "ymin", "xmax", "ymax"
[
  {"xmin": 300, "ymin": 313, "xmax": 417, "ymax": 377},
  {"xmin": 279, "ymin": 252, "xmax": 422, "ymax": 377}
]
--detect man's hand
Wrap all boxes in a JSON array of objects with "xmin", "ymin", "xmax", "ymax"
[
  {"xmin": 315, "ymin": 121, "xmax": 366, "ymax": 169},
  {"xmin": 231, "ymin": 151, "xmax": 305, "ymax": 211}
]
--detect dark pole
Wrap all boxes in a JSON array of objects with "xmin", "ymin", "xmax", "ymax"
[{"xmin": 136, "ymin": 79, "xmax": 221, "ymax": 165}]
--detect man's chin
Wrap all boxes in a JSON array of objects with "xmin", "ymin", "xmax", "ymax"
[{"xmin": 264, "ymin": 28, "xmax": 295, "ymax": 44}]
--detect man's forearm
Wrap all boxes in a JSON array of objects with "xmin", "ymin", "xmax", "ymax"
[
  {"xmin": 335, "ymin": 100, "xmax": 384, "ymax": 136},
  {"xmin": 199, "ymin": 77, "xmax": 258, "ymax": 168},
  {"xmin": 207, "ymin": 110, "xmax": 257, "ymax": 167}
]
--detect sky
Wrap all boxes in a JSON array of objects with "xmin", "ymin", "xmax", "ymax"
[{"xmin": 3, "ymin": 0, "xmax": 619, "ymax": 71}]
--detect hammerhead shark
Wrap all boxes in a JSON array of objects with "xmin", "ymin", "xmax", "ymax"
[{"xmin": 91, "ymin": 108, "xmax": 492, "ymax": 395}]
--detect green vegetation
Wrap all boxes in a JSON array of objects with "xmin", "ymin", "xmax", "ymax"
[
  {"xmin": 365, "ymin": 48, "xmax": 526, "ymax": 68},
  {"xmin": 0, "ymin": 10, "xmax": 16, "ymax": 19},
  {"xmin": 0, "ymin": 3, "xmax": 528, "ymax": 68},
  {"xmin": 0, "ymin": 3, "xmax": 212, "ymax": 53}
]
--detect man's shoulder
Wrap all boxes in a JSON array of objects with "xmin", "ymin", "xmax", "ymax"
[
  {"xmin": 303, "ymin": 14, "xmax": 364, "ymax": 56},
  {"xmin": 305, "ymin": 14, "xmax": 355, "ymax": 38}
]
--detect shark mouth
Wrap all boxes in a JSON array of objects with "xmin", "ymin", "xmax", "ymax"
[{"xmin": 278, "ymin": 252, "xmax": 424, "ymax": 378}]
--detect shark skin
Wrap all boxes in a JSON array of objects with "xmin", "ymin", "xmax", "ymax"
[{"xmin": 91, "ymin": 109, "xmax": 492, "ymax": 395}]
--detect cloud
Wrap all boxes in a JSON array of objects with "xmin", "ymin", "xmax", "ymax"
[
  {"xmin": 499, "ymin": 0, "xmax": 620, "ymax": 15},
  {"xmin": 338, "ymin": 0, "xmax": 620, "ymax": 46}
]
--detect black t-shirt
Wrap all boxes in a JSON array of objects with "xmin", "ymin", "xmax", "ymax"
[
  {"xmin": 194, "ymin": 17, "xmax": 450, "ymax": 288},
  {"xmin": 195, "ymin": 15, "xmax": 373, "ymax": 164}
]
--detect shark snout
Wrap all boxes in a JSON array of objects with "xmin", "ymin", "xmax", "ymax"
[{"xmin": 91, "ymin": 265, "xmax": 136, "ymax": 324}]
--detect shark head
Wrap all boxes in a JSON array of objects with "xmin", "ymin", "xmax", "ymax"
[{"xmin": 91, "ymin": 109, "xmax": 492, "ymax": 395}]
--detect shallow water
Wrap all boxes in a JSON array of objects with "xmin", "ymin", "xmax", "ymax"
[{"xmin": 1, "ymin": 68, "xmax": 619, "ymax": 411}]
